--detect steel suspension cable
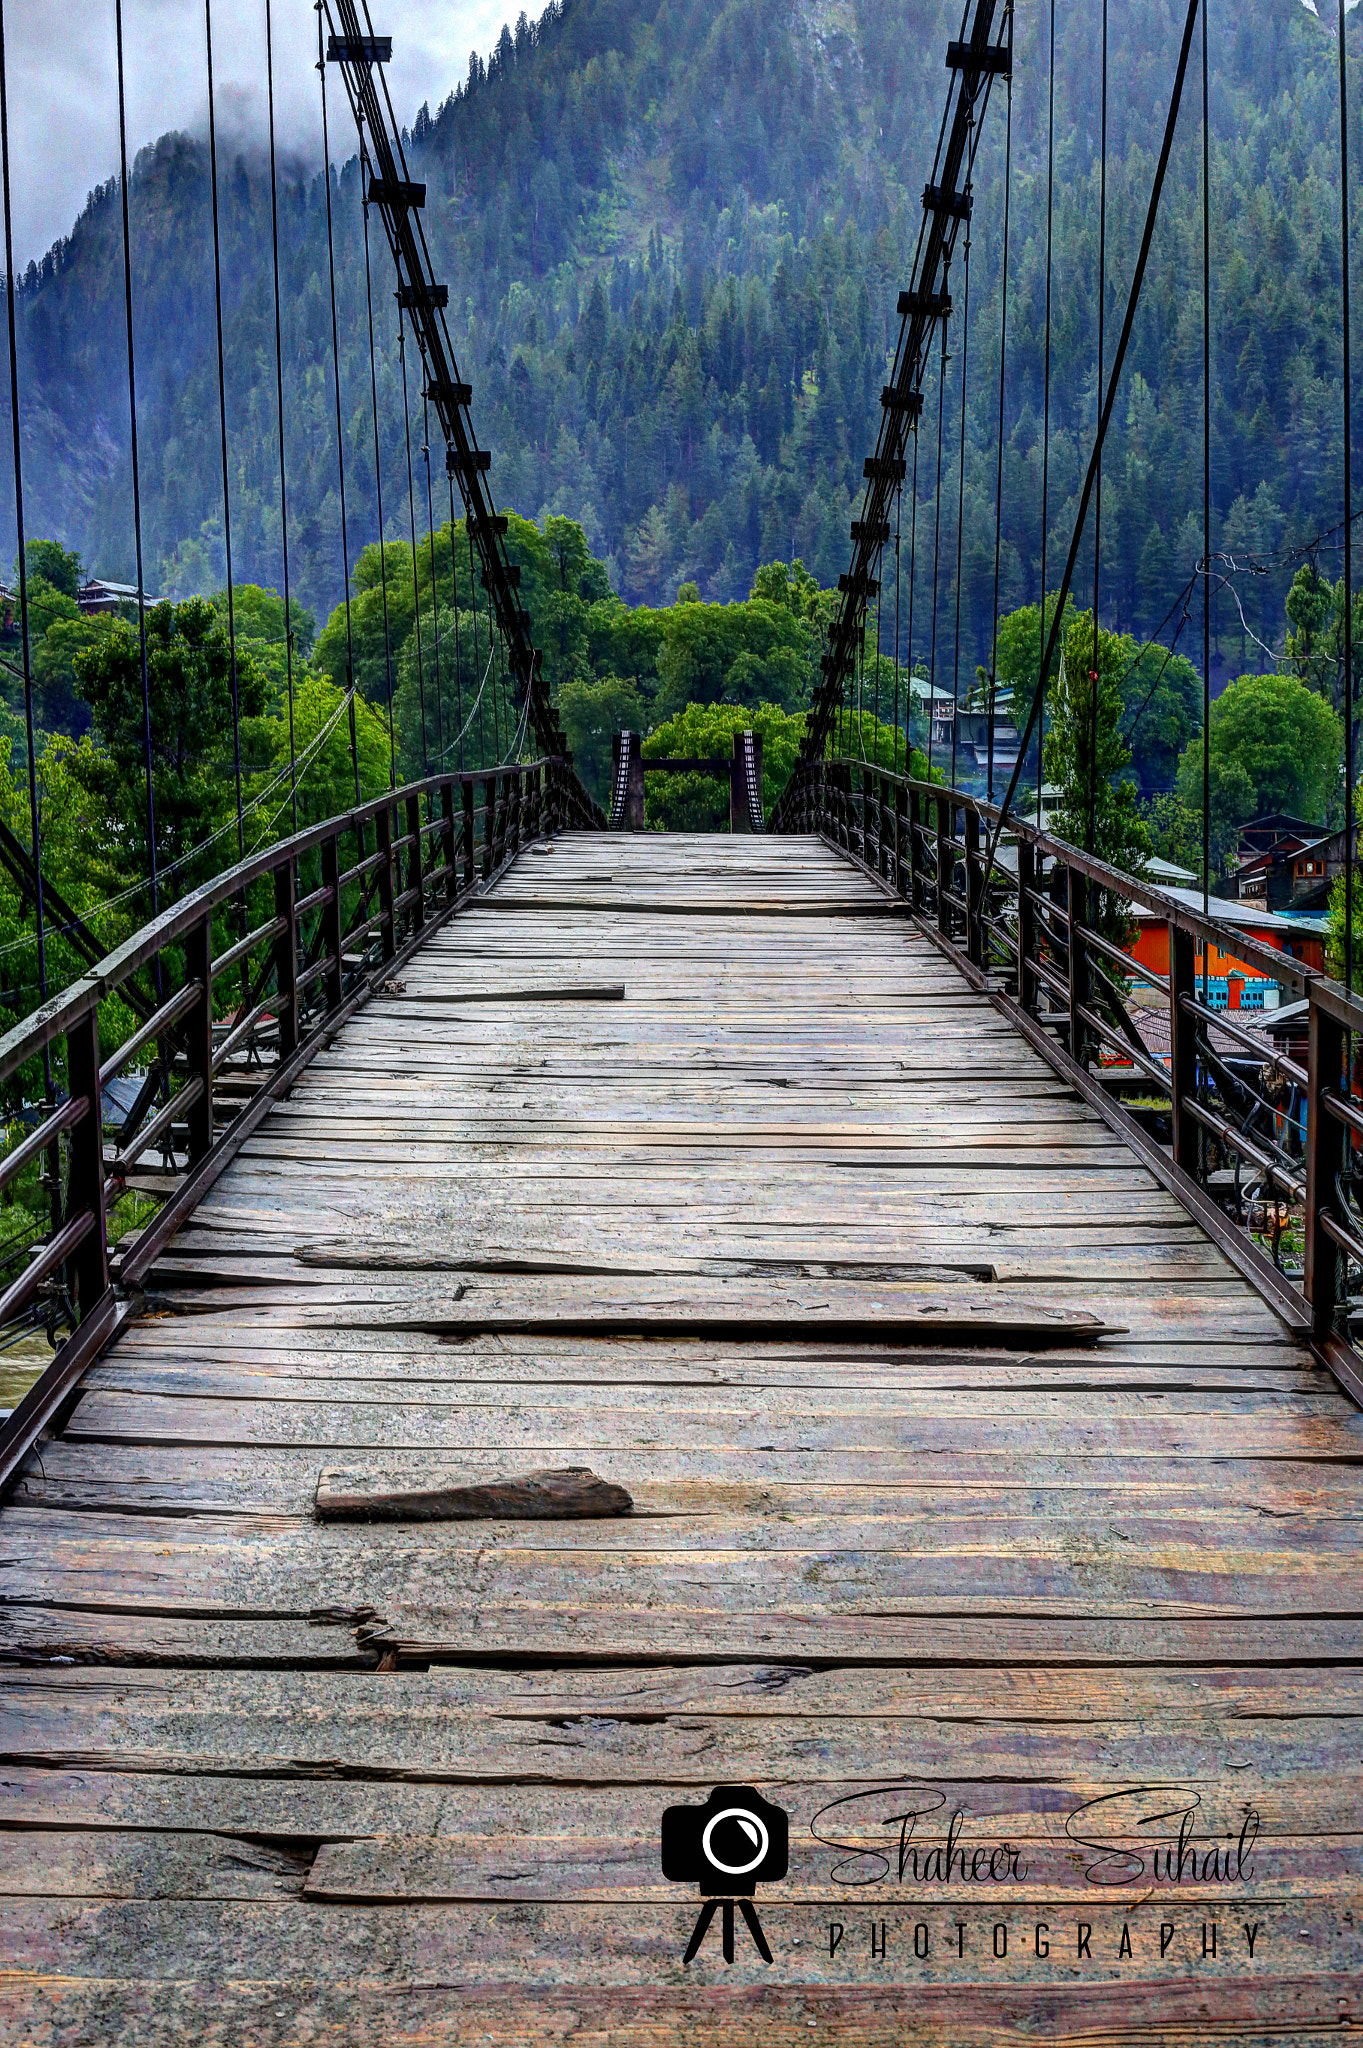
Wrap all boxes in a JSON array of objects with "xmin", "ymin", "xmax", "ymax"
[
  {"xmin": 113, "ymin": 0, "xmax": 157, "ymax": 925},
  {"xmin": 951, "ymin": 191, "xmax": 972, "ymax": 792},
  {"xmin": 927, "ymin": 313, "xmax": 949, "ymax": 778},
  {"xmin": 0, "ymin": 0, "xmax": 54, "ymax": 1216},
  {"xmin": 316, "ymin": 3, "xmax": 359, "ymax": 809},
  {"xmin": 467, "ymin": 527, "xmax": 484, "ymax": 768},
  {"xmin": 1341, "ymin": 0, "xmax": 1355, "ymax": 995},
  {"xmin": 420, "ymin": 389, "xmax": 445, "ymax": 764},
  {"xmin": 893, "ymin": 472, "xmax": 902, "ymax": 775},
  {"xmin": 205, "ymin": 0, "xmax": 243, "ymax": 856},
  {"xmin": 447, "ymin": 473, "xmax": 465, "ymax": 771},
  {"xmin": 906, "ymin": 415, "xmax": 920, "ymax": 766},
  {"xmin": 984, "ymin": 0, "xmax": 1204, "ymax": 879},
  {"xmin": 265, "ymin": 0, "xmax": 298, "ymax": 832},
  {"xmin": 1037, "ymin": 0, "xmax": 1055, "ymax": 827},
  {"xmin": 987, "ymin": 0, "xmax": 1014, "ymax": 808},
  {"xmin": 398, "ymin": 309, "xmax": 429, "ymax": 774},
  {"xmin": 873, "ymin": 532, "xmax": 883, "ymax": 755},
  {"xmin": 1087, "ymin": 0, "xmax": 1109, "ymax": 858},
  {"xmin": 1202, "ymin": 0, "xmax": 1211, "ymax": 943},
  {"xmin": 359, "ymin": 146, "xmax": 395, "ymax": 791}
]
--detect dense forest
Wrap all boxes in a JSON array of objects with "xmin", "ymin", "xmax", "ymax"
[{"xmin": 1, "ymin": 0, "xmax": 1359, "ymax": 710}]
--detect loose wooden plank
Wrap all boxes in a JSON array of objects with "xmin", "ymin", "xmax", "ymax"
[{"xmin": 313, "ymin": 1465, "xmax": 634, "ymax": 1522}]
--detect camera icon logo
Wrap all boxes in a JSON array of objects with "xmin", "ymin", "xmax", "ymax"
[{"xmin": 660, "ymin": 1784, "xmax": 789, "ymax": 1964}]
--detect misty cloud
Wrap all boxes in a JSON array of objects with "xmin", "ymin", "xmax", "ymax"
[{"xmin": 6, "ymin": 0, "xmax": 519, "ymax": 266}]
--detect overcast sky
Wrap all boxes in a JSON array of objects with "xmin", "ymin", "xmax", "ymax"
[{"xmin": 5, "ymin": 0, "xmax": 519, "ymax": 266}]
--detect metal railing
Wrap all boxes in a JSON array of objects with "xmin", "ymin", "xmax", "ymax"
[
  {"xmin": 0, "ymin": 756, "xmax": 592, "ymax": 1492},
  {"xmin": 777, "ymin": 754, "xmax": 1363, "ymax": 1405}
]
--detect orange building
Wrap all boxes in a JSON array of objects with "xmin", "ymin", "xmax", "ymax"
[{"xmin": 1128, "ymin": 884, "xmax": 1325, "ymax": 984}]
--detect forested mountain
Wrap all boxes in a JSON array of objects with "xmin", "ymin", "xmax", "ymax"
[{"xmin": 2, "ymin": 0, "xmax": 1358, "ymax": 702}]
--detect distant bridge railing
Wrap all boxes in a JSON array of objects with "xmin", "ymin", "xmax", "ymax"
[
  {"xmin": 779, "ymin": 754, "xmax": 1363, "ymax": 1405},
  {"xmin": 0, "ymin": 756, "xmax": 592, "ymax": 1493}
]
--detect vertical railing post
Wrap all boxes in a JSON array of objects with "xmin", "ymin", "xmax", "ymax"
[
  {"xmin": 273, "ymin": 857, "xmax": 298, "ymax": 1062},
  {"xmin": 461, "ymin": 780, "xmax": 476, "ymax": 890},
  {"xmin": 64, "ymin": 1005, "xmax": 109, "ymax": 1320},
  {"xmin": 1067, "ymin": 865, "xmax": 1089, "ymax": 1067},
  {"xmin": 1169, "ymin": 923, "xmax": 1199, "ymax": 1178},
  {"xmin": 1305, "ymin": 986, "xmax": 1348, "ymax": 1342},
  {"xmin": 965, "ymin": 804, "xmax": 984, "ymax": 968},
  {"xmin": 935, "ymin": 794, "xmax": 951, "ymax": 938},
  {"xmin": 406, "ymin": 793, "xmax": 426, "ymax": 930},
  {"xmin": 482, "ymin": 775, "xmax": 495, "ymax": 879},
  {"xmin": 1016, "ymin": 840, "xmax": 1037, "ymax": 1016},
  {"xmin": 894, "ymin": 783, "xmax": 909, "ymax": 898},
  {"xmin": 321, "ymin": 833, "xmax": 344, "ymax": 1013},
  {"xmin": 375, "ymin": 802, "xmax": 396, "ymax": 962},
  {"xmin": 439, "ymin": 783, "xmax": 457, "ymax": 904},
  {"xmin": 184, "ymin": 911, "xmax": 214, "ymax": 1163},
  {"xmin": 907, "ymin": 789, "xmax": 921, "ymax": 911}
]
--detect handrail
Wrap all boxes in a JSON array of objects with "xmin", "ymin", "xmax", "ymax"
[
  {"xmin": 775, "ymin": 754, "xmax": 1363, "ymax": 1408},
  {"xmin": 0, "ymin": 756, "xmax": 589, "ymax": 1496}
]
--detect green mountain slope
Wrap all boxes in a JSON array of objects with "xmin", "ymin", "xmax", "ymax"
[{"xmin": 3, "ymin": 0, "xmax": 1357, "ymax": 700}]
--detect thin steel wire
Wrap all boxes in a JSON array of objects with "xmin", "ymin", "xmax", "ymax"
[
  {"xmin": 1087, "ymin": 0, "xmax": 1108, "ymax": 859},
  {"xmin": 359, "ymin": 145, "xmax": 395, "ymax": 791},
  {"xmin": 1340, "ymin": 0, "xmax": 1354, "ymax": 997},
  {"xmin": 447, "ymin": 473, "xmax": 465, "ymax": 770},
  {"xmin": 926, "ymin": 315, "xmax": 948, "ymax": 778},
  {"xmin": 0, "ymin": 0, "xmax": 50, "ymax": 1143},
  {"xmin": 265, "ymin": 0, "xmax": 298, "ymax": 832},
  {"xmin": 316, "ymin": 5, "xmax": 360, "ymax": 810},
  {"xmin": 113, "ymin": 0, "xmax": 157, "ymax": 923},
  {"xmin": 1038, "ymin": 0, "xmax": 1055, "ymax": 827},
  {"xmin": 205, "ymin": 0, "xmax": 243, "ymax": 856},
  {"xmin": 420, "ymin": 388, "xmax": 445, "ymax": 764},
  {"xmin": 398, "ymin": 309, "xmax": 429, "ymax": 774},
  {"xmin": 950, "ymin": 187, "xmax": 971, "ymax": 792},
  {"xmin": 987, "ymin": 1, "xmax": 1014, "ymax": 807}
]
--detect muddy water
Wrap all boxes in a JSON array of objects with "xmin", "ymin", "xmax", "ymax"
[{"xmin": 0, "ymin": 1333, "xmax": 57, "ymax": 1414}]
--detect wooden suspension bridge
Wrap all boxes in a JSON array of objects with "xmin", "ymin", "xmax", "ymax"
[
  {"xmin": 0, "ymin": 797, "xmax": 1359, "ymax": 2041},
  {"xmin": 0, "ymin": 0, "xmax": 1359, "ymax": 2035}
]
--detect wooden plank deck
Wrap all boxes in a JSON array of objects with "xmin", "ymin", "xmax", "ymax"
[{"xmin": 2, "ymin": 832, "xmax": 1359, "ymax": 2043}]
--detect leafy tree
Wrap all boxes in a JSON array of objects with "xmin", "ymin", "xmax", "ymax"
[
  {"xmin": 1174, "ymin": 669, "xmax": 1342, "ymax": 831},
  {"xmin": 22, "ymin": 539, "xmax": 81, "ymax": 599},
  {"xmin": 1284, "ymin": 562, "xmax": 1363, "ymax": 711},
  {"xmin": 1042, "ymin": 611, "xmax": 1150, "ymax": 881},
  {"xmin": 72, "ymin": 597, "xmax": 273, "ymax": 893},
  {"xmin": 992, "ymin": 596, "xmax": 1078, "ymax": 750},
  {"xmin": 557, "ymin": 673, "xmax": 646, "ymax": 807},
  {"xmin": 1119, "ymin": 643, "xmax": 1202, "ymax": 796}
]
